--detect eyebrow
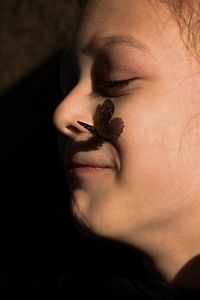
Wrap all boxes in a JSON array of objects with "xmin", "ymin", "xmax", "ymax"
[{"xmin": 81, "ymin": 34, "xmax": 153, "ymax": 57}]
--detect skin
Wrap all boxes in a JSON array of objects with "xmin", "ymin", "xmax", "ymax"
[{"xmin": 53, "ymin": 0, "xmax": 200, "ymax": 289}]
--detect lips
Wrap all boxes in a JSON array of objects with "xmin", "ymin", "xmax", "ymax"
[
  {"xmin": 65, "ymin": 160, "xmax": 112, "ymax": 179},
  {"xmin": 65, "ymin": 154, "xmax": 114, "ymax": 174},
  {"xmin": 67, "ymin": 160, "xmax": 111, "ymax": 171},
  {"xmin": 64, "ymin": 143, "xmax": 115, "ymax": 175}
]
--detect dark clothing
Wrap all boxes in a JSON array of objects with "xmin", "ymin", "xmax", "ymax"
[
  {"xmin": 130, "ymin": 277, "xmax": 200, "ymax": 300},
  {"xmin": 49, "ymin": 276, "xmax": 200, "ymax": 300},
  {"xmin": 80, "ymin": 277, "xmax": 200, "ymax": 300}
]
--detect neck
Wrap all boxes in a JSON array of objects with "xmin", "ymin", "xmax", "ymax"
[{"xmin": 129, "ymin": 216, "xmax": 200, "ymax": 290}]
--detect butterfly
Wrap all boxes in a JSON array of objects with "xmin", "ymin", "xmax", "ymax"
[{"xmin": 77, "ymin": 98, "xmax": 125, "ymax": 141}]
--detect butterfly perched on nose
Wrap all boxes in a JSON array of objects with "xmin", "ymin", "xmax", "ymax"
[{"xmin": 77, "ymin": 98, "xmax": 125, "ymax": 141}]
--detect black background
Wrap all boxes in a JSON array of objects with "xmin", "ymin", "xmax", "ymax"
[
  {"xmin": 1, "ymin": 48, "xmax": 143, "ymax": 297},
  {"xmin": 1, "ymin": 1, "xmax": 143, "ymax": 297}
]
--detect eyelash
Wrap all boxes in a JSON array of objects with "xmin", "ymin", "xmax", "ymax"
[
  {"xmin": 97, "ymin": 78, "xmax": 133, "ymax": 90},
  {"xmin": 94, "ymin": 78, "xmax": 135, "ymax": 97}
]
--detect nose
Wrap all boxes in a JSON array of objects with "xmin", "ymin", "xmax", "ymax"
[{"xmin": 53, "ymin": 84, "xmax": 98, "ymax": 141}]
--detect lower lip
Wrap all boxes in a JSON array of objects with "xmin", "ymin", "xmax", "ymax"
[{"xmin": 67, "ymin": 166, "xmax": 110, "ymax": 176}]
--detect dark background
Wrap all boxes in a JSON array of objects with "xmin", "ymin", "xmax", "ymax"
[{"xmin": 1, "ymin": 1, "xmax": 143, "ymax": 297}]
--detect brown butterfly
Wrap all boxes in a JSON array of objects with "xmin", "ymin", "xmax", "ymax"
[{"xmin": 77, "ymin": 98, "xmax": 125, "ymax": 141}]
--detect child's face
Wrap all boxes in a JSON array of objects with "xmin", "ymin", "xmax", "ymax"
[{"xmin": 54, "ymin": 0, "xmax": 200, "ymax": 245}]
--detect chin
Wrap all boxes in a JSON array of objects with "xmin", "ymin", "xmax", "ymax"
[{"xmin": 70, "ymin": 195, "xmax": 125, "ymax": 242}]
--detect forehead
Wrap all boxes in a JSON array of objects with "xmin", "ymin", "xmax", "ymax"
[{"xmin": 77, "ymin": 0, "xmax": 174, "ymax": 51}]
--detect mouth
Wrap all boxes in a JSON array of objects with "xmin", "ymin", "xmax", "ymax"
[{"xmin": 66, "ymin": 161, "xmax": 112, "ymax": 176}]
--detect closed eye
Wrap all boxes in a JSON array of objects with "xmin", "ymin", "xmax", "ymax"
[
  {"xmin": 94, "ymin": 78, "xmax": 136, "ymax": 97},
  {"xmin": 97, "ymin": 78, "xmax": 133, "ymax": 89}
]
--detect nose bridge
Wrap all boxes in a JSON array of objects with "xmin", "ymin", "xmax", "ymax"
[{"xmin": 53, "ymin": 83, "xmax": 98, "ymax": 138}]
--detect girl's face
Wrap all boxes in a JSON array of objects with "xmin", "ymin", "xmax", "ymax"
[{"xmin": 53, "ymin": 0, "xmax": 200, "ymax": 246}]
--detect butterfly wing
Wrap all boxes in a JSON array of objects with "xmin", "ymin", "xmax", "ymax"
[
  {"xmin": 77, "ymin": 99, "xmax": 124, "ymax": 141},
  {"xmin": 104, "ymin": 117, "xmax": 125, "ymax": 140},
  {"xmin": 98, "ymin": 99, "xmax": 124, "ymax": 140},
  {"xmin": 98, "ymin": 98, "xmax": 115, "ymax": 134}
]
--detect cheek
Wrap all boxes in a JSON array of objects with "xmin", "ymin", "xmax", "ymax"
[{"xmin": 118, "ymin": 109, "xmax": 183, "ymax": 201}]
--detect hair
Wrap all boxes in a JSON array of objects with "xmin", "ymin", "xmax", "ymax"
[
  {"xmin": 77, "ymin": 0, "xmax": 200, "ymax": 57},
  {"xmin": 159, "ymin": 0, "xmax": 200, "ymax": 56}
]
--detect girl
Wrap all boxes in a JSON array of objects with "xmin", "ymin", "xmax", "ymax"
[{"xmin": 53, "ymin": 1, "xmax": 200, "ymax": 298}]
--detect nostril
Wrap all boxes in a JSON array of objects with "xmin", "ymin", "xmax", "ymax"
[{"xmin": 66, "ymin": 125, "xmax": 81, "ymax": 134}]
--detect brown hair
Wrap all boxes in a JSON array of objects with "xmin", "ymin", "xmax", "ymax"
[
  {"xmin": 159, "ymin": 0, "xmax": 200, "ymax": 55},
  {"xmin": 77, "ymin": 0, "xmax": 200, "ymax": 56}
]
